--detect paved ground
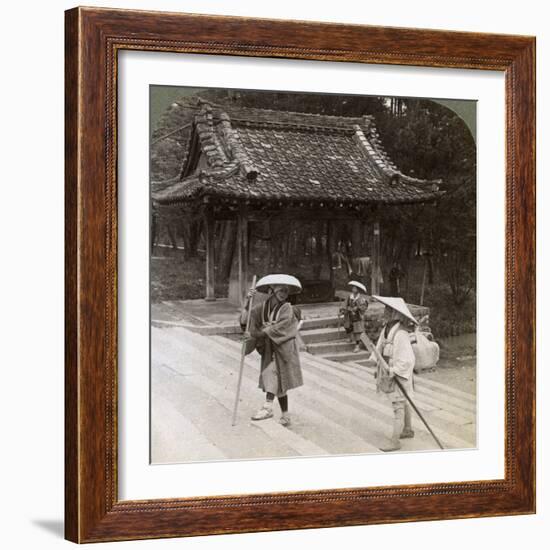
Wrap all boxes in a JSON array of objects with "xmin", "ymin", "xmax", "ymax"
[{"xmin": 151, "ymin": 326, "xmax": 477, "ymax": 464}]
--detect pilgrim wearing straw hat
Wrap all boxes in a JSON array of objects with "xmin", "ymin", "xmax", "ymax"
[
  {"xmin": 339, "ymin": 280, "xmax": 369, "ymax": 353},
  {"xmin": 370, "ymin": 295, "xmax": 418, "ymax": 452},
  {"xmin": 239, "ymin": 274, "xmax": 304, "ymax": 427}
]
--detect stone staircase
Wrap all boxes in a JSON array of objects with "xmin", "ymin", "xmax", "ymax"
[
  {"xmin": 151, "ymin": 324, "xmax": 476, "ymax": 463},
  {"xmin": 300, "ymin": 316, "xmax": 373, "ymax": 362},
  {"xmin": 152, "ymin": 297, "xmax": 430, "ymax": 365}
]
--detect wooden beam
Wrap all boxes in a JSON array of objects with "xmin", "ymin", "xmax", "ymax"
[
  {"xmin": 326, "ymin": 220, "xmax": 335, "ymax": 291},
  {"xmin": 204, "ymin": 207, "xmax": 216, "ymax": 301},
  {"xmin": 371, "ymin": 221, "xmax": 381, "ymax": 295},
  {"xmin": 246, "ymin": 209, "xmax": 365, "ymax": 222},
  {"xmin": 181, "ymin": 205, "xmax": 375, "ymax": 222},
  {"xmin": 238, "ymin": 207, "xmax": 249, "ymax": 306},
  {"xmin": 351, "ymin": 219, "xmax": 362, "ymax": 256}
]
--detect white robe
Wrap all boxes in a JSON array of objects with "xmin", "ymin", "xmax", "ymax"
[{"xmin": 374, "ymin": 321, "xmax": 415, "ymax": 402}]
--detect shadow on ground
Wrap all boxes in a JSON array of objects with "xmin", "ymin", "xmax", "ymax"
[{"xmin": 31, "ymin": 519, "xmax": 64, "ymax": 539}]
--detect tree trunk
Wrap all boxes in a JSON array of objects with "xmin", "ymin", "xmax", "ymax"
[
  {"xmin": 167, "ymin": 224, "xmax": 178, "ymax": 250},
  {"xmin": 237, "ymin": 208, "xmax": 249, "ymax": 306},
  {"xmin": 311, "ymin": 221, "xmax": 324, "ymax": 279},
  {"xmin": 204, "ymin": 209, "xmax": 216, "ymax": 301},
  {"xmin": 427, "ymin": 255, "xmax": 434, "ymax": 284},
  {"xmin": 284, "ymin": 221, "xmax": 295, "ymax": 270},
  {"xmin": 351, "ymin": 219, "xmax": 362, "ymax": 258},
  {"xmin": 187, "ymin": 220, "xmax": 202, "ymax": 258},
  {"xmin": 179, "ymin": 220, "xmax": 201, "ymax": 258},
  {"xmin": 151, "ymin": 215, "xmax": 157, "ymax": 253},
  {"xmin": 372, "ymin": 222, "xmax": 381, "ymax": 294},
  {"xmin": 315, "ymin": 221, "xmax": 324, "ymax": 256},
  {"xmin": 218, "ymin": 221, "xmax": 237, "ymax": 281},
  {"xmin": 326, "ymin": 221, "xmax": 334, "ymax": 289}
]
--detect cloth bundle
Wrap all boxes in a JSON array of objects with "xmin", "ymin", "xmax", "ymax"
[{"xmin": 410, "ymin": 331, "xmax": 440, "ymax": 370}]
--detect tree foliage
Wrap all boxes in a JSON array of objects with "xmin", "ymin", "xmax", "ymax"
[{"xmin": 375, "ymin": 99, "xmax": 476, "ymax": 304}]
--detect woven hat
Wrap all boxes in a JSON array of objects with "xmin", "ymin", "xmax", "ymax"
[
  {"xmin": 348, "ymin": 280, "xmax": 367, "ymax": 294},
  {"xmin": 372, "ymin": 295, "xmax": 418, "ymax": 325},
  {"xmin": 255, "ymin": 274, "xmax": 302, "ymax": 294}
]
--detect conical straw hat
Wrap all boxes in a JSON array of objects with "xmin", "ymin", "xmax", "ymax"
[
  {"xmin": 255, "ymin": 274, "xmax": 302, "ymax": 294},
  {"xmin": 372, "ymin": 295, "xmax": 418, "ymax": 324},
  {"xmin": 348, "ymin": 280, "xmax": 367, "ymax": 294}
]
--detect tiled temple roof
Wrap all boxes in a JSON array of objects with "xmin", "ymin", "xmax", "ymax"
[{"xmin": 153, "ymin": 101, "xmax": 442, "ymax": 206}]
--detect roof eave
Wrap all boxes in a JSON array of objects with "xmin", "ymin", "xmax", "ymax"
[{"xmin": 152, "ymin": 189, "xmax": 444, "ymax": 208}]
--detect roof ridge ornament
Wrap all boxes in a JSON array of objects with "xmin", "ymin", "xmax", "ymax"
[
  {"xmin": 352, "ymin": 124, "xmax": 441, "ymax": 191},
  {"xmin": 353, "ymin": 124, "xmax": 396, "ymax": 182},
  {"xmin": 194, "ymin": 101, "xmax": 227, "ymax": 170},
  {"xmin": 217, "ymin": 110, "xmax": 259, "ymax": 181}
]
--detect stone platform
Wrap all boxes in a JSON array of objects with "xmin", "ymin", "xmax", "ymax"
[
  {"xmin": 152, "ymin": 297, "xmax": 428, "ymax": 333},
  {"xmin": 152, "ymin": 297, "xmax": 430, "ymax": 365}
]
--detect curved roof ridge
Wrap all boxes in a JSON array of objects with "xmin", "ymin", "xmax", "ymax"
[
  {"xmin": 194, "ymin": 101, "xmax": 228, "ymax": 170},
  {"xmin": 219, "ymin": 104, "xmax": 374, "ymax": 130},
  {"xmin": 192, "ymin": 100, "xmax": 259, "ymax": 182},
  {"xmin": 180, "ymin": 99, "xmax": 373, "ymax": 129},
  {"xmin": 354, "ymin": 123, "xmax": 441, "ymax": 190},
  {"xmin": 217, "ymin": 110, "xmax": 259, "ymax": 181}
]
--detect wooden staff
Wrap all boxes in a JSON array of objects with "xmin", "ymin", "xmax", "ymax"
[
  {"xmin": 231, "ymin": 275, "xmax": 257, "ymax": 426},
  {"xmin": 359, "ymin": 333, "xmax": 445, "ymax": 450}
]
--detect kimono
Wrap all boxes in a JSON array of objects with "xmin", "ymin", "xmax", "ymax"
[
  {"xmin": 340, "ymin": 293, "xmax": 368, "ymax": 342},
  {"xmin": 242, "ymin": 299, "xmax": 303, "ymax": 397},
  {"xmin": 374, "ymin": 321, "xmax": 415, "ymax": 403}
]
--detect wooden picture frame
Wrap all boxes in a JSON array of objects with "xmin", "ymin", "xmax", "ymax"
[{"xmin": 65, "ymin": 6, "xmax": 536, "ymax": 543}]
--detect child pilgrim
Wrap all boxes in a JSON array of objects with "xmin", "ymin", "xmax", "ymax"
[
  {"xmin": 339, "ymin": 280, "xmax": 369, "ymax": 353},
  {"xmin": 371, "ymin": 295, "xmax": 417, "ymax": 452},
  {"xmin": 239, "ymin": 274, "xmax": 304, "ymax": 427}
]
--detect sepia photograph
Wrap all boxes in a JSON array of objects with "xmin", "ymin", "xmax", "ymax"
[{"xmin": 149, "ymin": 86, "xmax": 477, "ymax": 463}]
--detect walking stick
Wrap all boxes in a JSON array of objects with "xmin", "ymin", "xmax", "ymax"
[
  {"xmin": 359, "ymin": 333, "xmax": 445, "ymax": 450},
  {"xmin": 231, "ymin": 275, "xmax": 257, "ymax": 426}
]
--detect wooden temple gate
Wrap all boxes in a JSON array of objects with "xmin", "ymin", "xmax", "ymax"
[
  {"xmin": 200, "ymin": 201, "xmax": 383, "ymax": 305},
  {"xmin": 152, "ymin": 100, "xmax": 441, "ymax": 304}
]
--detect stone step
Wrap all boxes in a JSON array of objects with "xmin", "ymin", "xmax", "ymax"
[
  {"xmin": 295, "ymin": 354, "xmax": 475, "ymax": 441},
  {"xmin": 152, "ymin": 332, "xmax": 327, "ymax": 459},
  {"xmin": 151, "ymin": 380, "xmax": 227, "ymax": 463},
  {"xmin": 151, "ymin": 303, "xmax": 185, "ymax": 323},
  {"xmin": 300, "ymin": 316, "xmax": 340, "ymax": 330},
  {"xmin": 301, "ymin": 316, "xmax": 379, "ymax": 334},
  {"xmin": 157, "ymin": 315, "xmax": 345, "ymax": 336},
  {"xmin": 307, "ymin": 340, "xmax": 357, "ymax": 355},
  {"xmin": 154, "ymin": 328, "xmax": 382, "ymax": 456},
  {"xmin": 322, "ymin": 350, "xmax": 371, "ymax": 362},
  {"xmin": 325, "ymin": 360, "xmax": 476, "ymax": 424},
  {"xmin": 300, "ymin": 326, "xmax": 348, "ymax": 344},
  {"xmin": 211, "ymin": 334, "xmax": 469, "ymax": 449},
  {"xmin": 355, "ymin": 360, "xmax": 477, "ymax": 404},
  {"xmin": 159, "ymin": 327, "xmax": 475, "ymax": 454},
  {"xmin": 214, "ymin": 334, "xmax": 474, "ymax": 448}
]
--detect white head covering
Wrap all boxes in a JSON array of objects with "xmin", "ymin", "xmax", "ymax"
[
  {"xmin": 372, "ymin": 295, "xmax": 418, "ymax": 325},
  {"xmin": 255, "ymin": 274, "xmax": 302, "ymax": 295},
  {"xmin": 348, "ymin": 280, "xmax": 367, "ymax": 294}
]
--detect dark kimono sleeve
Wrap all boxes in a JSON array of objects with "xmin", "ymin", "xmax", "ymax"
[
  {"xmin": 239, "ymin": 303, "xmax": 266, "ymax": 356},
  {"xmin": 262, "ymin": 302, "xmax": 298, "ymax": 345}
]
